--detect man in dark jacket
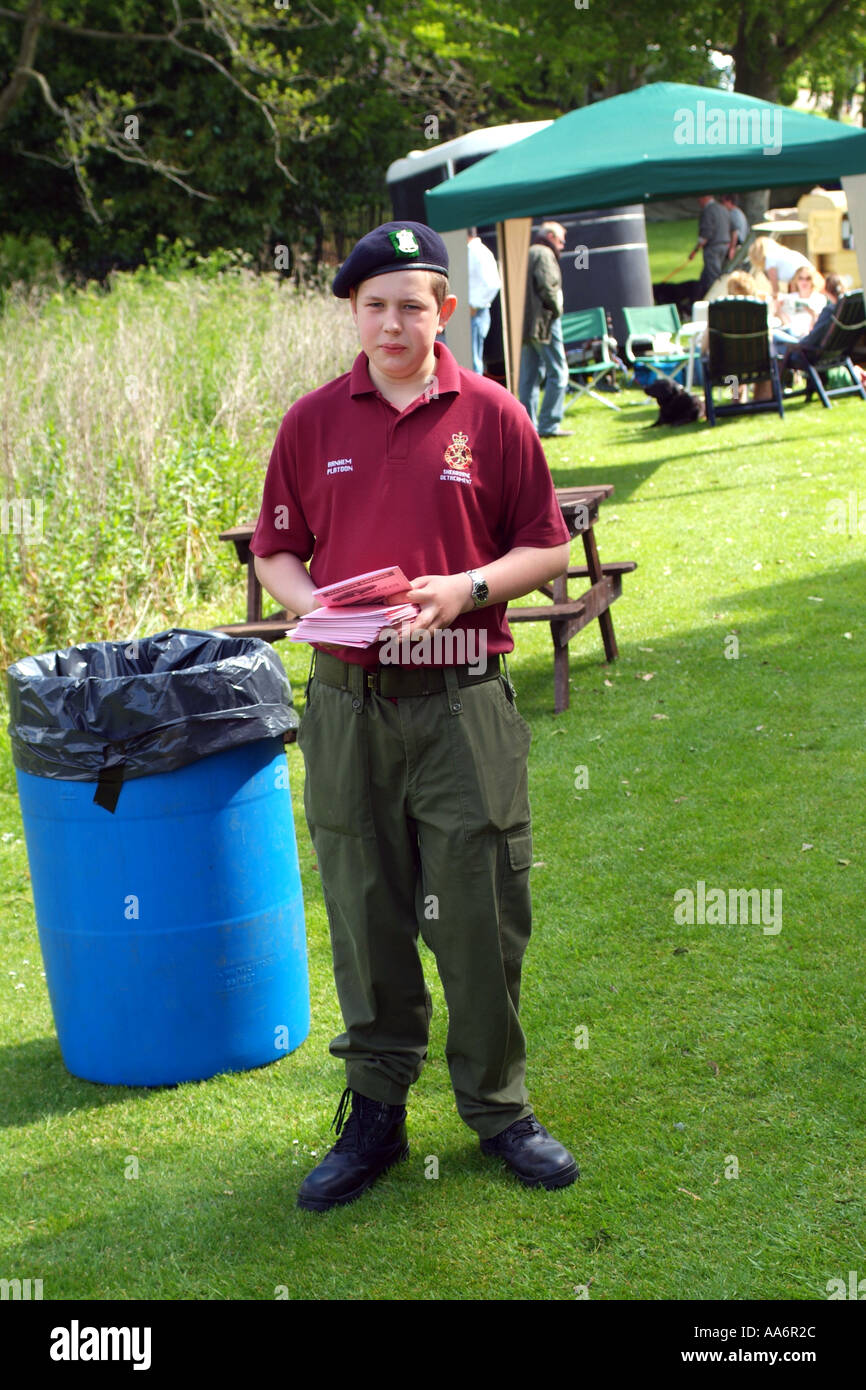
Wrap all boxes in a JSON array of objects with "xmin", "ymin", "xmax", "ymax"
[{"xmin": 518, "ymin": 222, "xmax": 572, "ymax": 438}]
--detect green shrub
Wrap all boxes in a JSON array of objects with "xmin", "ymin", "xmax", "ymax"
[
  {"xmin": 0, "ymin": 233, "xmax": 63, "ymax": 294},
  {"xmin": 134, "ymin": 235, "xmax": 255, "ymax": 285}
]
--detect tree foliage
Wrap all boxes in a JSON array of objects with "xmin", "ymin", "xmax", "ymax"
[{"xmin": 0, "ymin": 0, "xmax": 864, "ymax": 277}]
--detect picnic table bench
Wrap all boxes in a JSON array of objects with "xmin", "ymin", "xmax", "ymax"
[
  {"xmin": 508, "ymin": 486, "xmax": 635, "ymax": 713},
  {"xmin": 216, "ymin": 525, "xmax": 299, "ymax": 643},
  {"xmin": 216, "ymin": 484, "xmax": 635, "ymax": 715}
]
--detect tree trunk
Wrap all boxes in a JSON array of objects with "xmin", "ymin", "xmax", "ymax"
[
  {"xmin": 729, "ymin": 16, "xmax": 783, "ymax": 237},
  {"xmin": 0, "ymin": 0, "xmax": 43, "ymax": 132},
  {"xmin": 742, "ymin": 189, "xmax": 770, "ymax": 227}
]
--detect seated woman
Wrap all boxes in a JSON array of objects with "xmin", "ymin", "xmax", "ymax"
[
  {"xmin": 774, "ymin": 266, "xmax": 826, "ymax": 346},
  {"xmin": 778, "ymin": 273, "xmax": 845, "ymax": 374},
  {"xmin": 701, "ymin": 272, "xmax": 775, "ymax": 400},
  {"xmin": 700, "ymin": 271, "xmax": 766, "ymax": 349},
  {"xmin": 727, "ymin": 270, "xmax": 764, "ymax": 298}
]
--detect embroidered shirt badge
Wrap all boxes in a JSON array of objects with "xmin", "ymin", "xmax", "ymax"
[{"xmin": 443, "ymin": 432, "xmax": 473, "ymax": 472}]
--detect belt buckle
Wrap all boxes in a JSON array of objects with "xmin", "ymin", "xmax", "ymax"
[{"xmin": 366, "ymin": 670, "xmax": 378, "ymax": 693}]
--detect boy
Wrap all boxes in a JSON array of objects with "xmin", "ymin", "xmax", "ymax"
[{"xmin": 250, "ymin": 220, "xmax": 577, "ymax": 1212}]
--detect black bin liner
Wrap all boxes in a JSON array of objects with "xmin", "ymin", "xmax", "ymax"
[{"xmin": 6, "ymin": 629, "xmax": 299, "ymax": 811}]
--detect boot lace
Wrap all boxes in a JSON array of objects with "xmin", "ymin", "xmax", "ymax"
[
  {"xmin": 500, "ymin": 1116, "xmax": 543, "ymax": 1143},
  {"xmin": 330, "ymin": 1086, "xmax": 360, "ymax": 1151},
  {"xmin": 328, "ymin": 1087, "xmax": 401, "ymax": 1153}
]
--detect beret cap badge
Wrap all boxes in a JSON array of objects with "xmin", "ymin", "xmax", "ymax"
[{"xmin": 389, "ymin": 229, "xmax": 420, "ymax": 257}]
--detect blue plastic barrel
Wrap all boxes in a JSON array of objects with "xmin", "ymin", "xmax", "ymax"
[{"xmin": 16, "ymin": 736, "xmax": 309, "ymax": 1085}]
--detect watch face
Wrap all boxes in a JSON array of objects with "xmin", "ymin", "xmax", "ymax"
[{"xmin": 473, "ymin": 577, "xmax": 489, "ymax": 606}]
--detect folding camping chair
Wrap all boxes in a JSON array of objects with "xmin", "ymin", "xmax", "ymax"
[
  {"xmin": 622, "ymin": 304, "xmax": 690, "ymax": 385},
  {"xmin": 780, "ymin": 290, "xmax": 866, "ymax": 409},
  {"xmin": 680, "ymin": 301, "xmax": 708, "ymax": 391},
  {"xmin": 561, "ymin": 308, "xmax": 626, "ymax": 410},
  {"xmin": 702, "ymin": 296, "xmax": 784, "ymax": 426}
]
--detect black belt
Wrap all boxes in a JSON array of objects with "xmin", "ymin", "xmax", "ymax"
[{"xmin": 312, "ymin": 649, "xmax": 502, "ymax": 698}]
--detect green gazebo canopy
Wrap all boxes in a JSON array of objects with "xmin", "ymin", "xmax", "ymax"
[{"xmin": 425, "ymin": 82, "xmax": 866, "ymax": 229}]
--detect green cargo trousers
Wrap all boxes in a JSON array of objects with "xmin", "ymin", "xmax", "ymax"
[{"xmin": 296, "ymin": 653, "xmax": 536, "ymax": 1139}]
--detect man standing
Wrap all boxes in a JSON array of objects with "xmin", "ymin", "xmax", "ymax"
[
  {"xmin": 721, "ymin": 194, "xmax": 749, "ymax": 262},
  {"xmin": 518, "ymin": 221, "xmax": 573, "ymax": 438},
  {"xmin": 466, "ymin": 227, "xmax": 501, "ymax": 374},
  {"xmin": 688, "ymin": 195, "xmax": 731, "ymax": 296}
]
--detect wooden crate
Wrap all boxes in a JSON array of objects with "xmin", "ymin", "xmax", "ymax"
[
  {"xmin": 809, "ymin": 210, "xmax": 843, "ymax": 256},
  {"xmin": 798, "ymin": 187, "xmax": 848, "ymax": 259},
  {"xmin": 819, "ymin": 250, "xmax": 861, "ymax": 288}
]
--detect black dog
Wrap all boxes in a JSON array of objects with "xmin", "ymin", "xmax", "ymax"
[{"xmin": 644, "ymin": 378, "xmax": 703, "ymax": 426}]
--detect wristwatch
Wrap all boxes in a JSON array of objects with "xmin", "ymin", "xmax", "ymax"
[{"xmin": 466, "ymin": 570, "xmax": 489, "ymax": 608}]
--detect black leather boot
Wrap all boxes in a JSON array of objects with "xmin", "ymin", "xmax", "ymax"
[
  {"xmin": 480, "ymin": 1114, "xmax": 579, "ymax": 1189},
  {"xmin": 296, "ymin": 1087, "xmax": 409, "ymax": 1212}
]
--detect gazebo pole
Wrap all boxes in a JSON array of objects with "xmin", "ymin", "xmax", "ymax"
[
  {"xmin": 840, "ymin": 175, "xmax": 866, "ymax": 288},
  {"xmin": 496, "ymin": 217, "xmax": 531, "ymax": 397}
]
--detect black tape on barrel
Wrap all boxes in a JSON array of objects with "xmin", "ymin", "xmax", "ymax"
[{"xmin": 94, "ymin": 761, "xmax": 125, "ymax": 813}]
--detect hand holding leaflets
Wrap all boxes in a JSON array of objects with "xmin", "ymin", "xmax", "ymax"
[{"xmin": 289, "ymin": 566, "xmax": 419, "ymax": 648}]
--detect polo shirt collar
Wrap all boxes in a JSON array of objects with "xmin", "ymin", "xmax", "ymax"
[{"xmin": 350, "ymin": 339, "xmax": 462, "ymax": 398}]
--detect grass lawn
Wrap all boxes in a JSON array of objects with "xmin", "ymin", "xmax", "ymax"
[
  {"xmin": 645, "ymin": 217, "xmax": 700, "ymax": 282},
  {"xmin": 0, "ymin": 257, "xmax": 864, "ymax": 1303},
  {"xmin": 2, "ymin": 384, "xmax": 864, "ymax": 1303}
]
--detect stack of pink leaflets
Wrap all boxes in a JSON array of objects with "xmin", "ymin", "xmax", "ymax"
[{"xmin": 289, "ymin": 566, "xmax": 419, "ymax": 648}]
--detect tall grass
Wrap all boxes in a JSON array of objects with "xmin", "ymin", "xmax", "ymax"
[{"xmin": 0, "ymin": 269, "xmax": 358, "ymax": 666}]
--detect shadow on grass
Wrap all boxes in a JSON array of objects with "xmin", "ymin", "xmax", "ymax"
[
  {"xmin": 0, "ymin": 1035, "xmax": 327, "ymax": 1128},
  {"xmin": 509, "ymin": 557, "xmax": 866, "ymax": 724},
  {"xmin": 550, "ymin": 396, "xmax": 859, "ymax": 508},
  {"xmin": 0, "ymin": 1036, "xmax": 171, "ymax": 1128}
]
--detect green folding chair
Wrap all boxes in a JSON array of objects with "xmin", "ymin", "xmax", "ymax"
[
  {"xmin": 560, "ymin": 308, "xmax": 626, "ymax": 411},
  {"xmin": 780, "ymin": 291, "xmax": 866, "ymax": 409},
  {"xmin": 622, "ymin": 305, "xmax": 690, "ymax": 384}
]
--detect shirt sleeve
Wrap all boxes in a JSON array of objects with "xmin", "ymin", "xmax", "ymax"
[
  {"xmin": 248, "ymin": 407, "xmax": 314, "ymax": 561},
  {"xmin": 480, "ymin": 244, "xmax": 501, "ymax": 303},
  {"xmin": 798, "ymin": 304, "xmax": 833, "ymax": 353},
  {"xmin": 497, "ymin": 403, "xmax": 571, "ymax": 551}
]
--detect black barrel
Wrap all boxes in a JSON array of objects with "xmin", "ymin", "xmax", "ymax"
[
  {"xmin": 476, "ymin": 212, "xmax": 653, "ymax": 379},
  {"xmin": 555, "ymin": 207, "xmax": 653, "ymax": 348}
]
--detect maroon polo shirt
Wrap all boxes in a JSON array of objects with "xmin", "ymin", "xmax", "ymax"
[{"xmin": 249, "ymin": 340, "xmax": 569, "ymax": 668}]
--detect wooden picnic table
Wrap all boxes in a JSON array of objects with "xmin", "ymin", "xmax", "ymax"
[
  {"xmin": 216, "ymin": 525, "xmax": 299, "ymax": 643},
  {"xmin": 507, "ymin": 486, "xmax": 635, "ymax": 713},
  {"xmin": 216, "ymin": 485, "xmax": 634, "ymax": 714}
]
